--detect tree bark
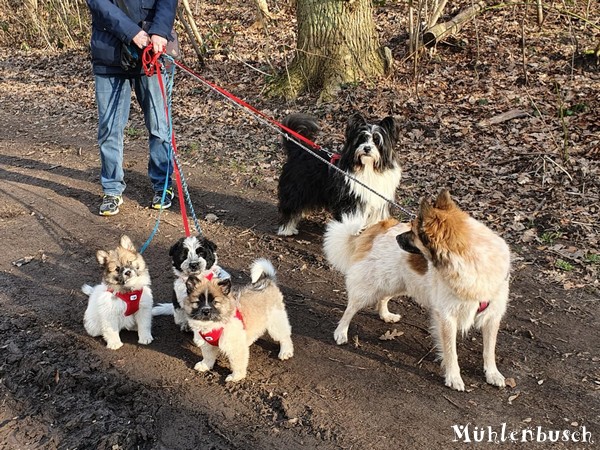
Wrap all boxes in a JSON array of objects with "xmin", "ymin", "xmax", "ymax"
[
  {"xmin": 422, "ymin": 1, "xmax": 484, "ymax": 47},
  {"xmin": 268, "ymin": 0, "xmax": 392, "ymax": 102}
]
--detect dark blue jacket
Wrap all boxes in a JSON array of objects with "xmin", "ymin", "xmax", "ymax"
[{"xmin": 86, "ymin": 0, "xmax": 177, "ymax": 75}]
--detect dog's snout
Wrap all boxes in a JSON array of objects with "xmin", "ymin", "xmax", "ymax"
[
  {"xmin": 363, "ymin": 145, "xmax": 371, "ymax": 153},
  {"xmin": 189, "ymin": 262, "xmax": 199, "ymax": 271},
  {"xmin": 200, "ymin": 307, "xmax": 211, "ymax": 317}
]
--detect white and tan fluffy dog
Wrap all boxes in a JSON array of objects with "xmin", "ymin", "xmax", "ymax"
[
  {"xmin": 323, "ymin": 190, "xmax": 511, "ymax": 391},
  {"xmin": 184, "ymin": 259, "xmax": 294, "ymax": 382},
  {"xmin": 82, "ymin": 235, "xmax": 153, "ymax": 350}
]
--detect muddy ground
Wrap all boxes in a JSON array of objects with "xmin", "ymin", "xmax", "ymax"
[{"xmin": 1, "ymin": 2, "xmax": 599, "ymax": 449}]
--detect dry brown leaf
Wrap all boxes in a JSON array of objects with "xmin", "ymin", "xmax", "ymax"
[{"xmin": 379, "ymin": 329, "xmax": 404, "ymax": 341}]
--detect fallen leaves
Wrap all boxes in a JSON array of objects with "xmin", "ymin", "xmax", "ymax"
[
  {"xmin": 11, "ymin": 251, "xmax": 47, "ymax": 267},
  {"xmin": 508, "ymin": 392, "xmax": 521, "ymax": 405},
  {"xmin": 379, "ymin": 329, "xmax": 404, "ymax": 341}
]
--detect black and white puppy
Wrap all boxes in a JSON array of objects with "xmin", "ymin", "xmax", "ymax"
[
  {"xmin": 277, "ymin": 112, "xmax": 402, "ymax": 236},
  {"xmin": 152, "ymin": 235, "xmax": 229, "ymax": 345}
]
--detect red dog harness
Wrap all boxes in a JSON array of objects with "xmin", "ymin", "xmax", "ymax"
[
  {"xmin": 477, "ymin": 301, "xmax": 489, "ymax": 314},
  {"xmin": 109, "ymin": 288, "xmax": 143, "ymax": 316},
  {"xmin": 200, "ymin": 309, "xmax": 245, "ymax": 346}
]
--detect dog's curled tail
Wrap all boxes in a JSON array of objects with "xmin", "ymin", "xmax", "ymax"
[
  {"xmin": 152, "ymin": 303, "xmax": 175, "ymax": 316},
  {"xmin": 81, "ymin": 284, "xmax": 94, "ymax": 296},
  {"xmin": 281, "ymin": 113, "xmax": 319, "ymax": 152},
  {"xmin": 323, "ymin": 215, "xmax": 365, "ymax": 274},
  {"xmin": 250, "ymin": 258, "xmax": 277, "ymax": 290}
]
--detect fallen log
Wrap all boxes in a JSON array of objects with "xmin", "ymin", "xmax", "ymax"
[{"xmin": 423, "ymin": 1, "xmax": 485, "ymax": 47}]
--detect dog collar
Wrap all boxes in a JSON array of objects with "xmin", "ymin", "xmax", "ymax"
[
  {"xmin": 196, "ymin": 266, "xmax": 230, "ymax": 282},
  {"xmin": 477, "ymin": 301, "xmax": 489, "ymax": 314},
  {"xmin": 109, "ymin": 288, "xmax": 143, "ymax": 316},
  {"xmin": 200, "ymin": 309, "xmax": 245, "ymax": 347}
]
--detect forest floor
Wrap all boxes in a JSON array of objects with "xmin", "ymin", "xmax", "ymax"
[{"xmin": 0, "ymin": 1, "xmax": 599, "ymax": 449}]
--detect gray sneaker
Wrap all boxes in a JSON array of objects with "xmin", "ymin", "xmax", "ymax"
[
  {"xmin": 152, "ymin": 187, "xmax": 174, "ymax": 210},
  {"xmin": 99, "ymin": 194, "xmax": 123, "ymax": 216}
]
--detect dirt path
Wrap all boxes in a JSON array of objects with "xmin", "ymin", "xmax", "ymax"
[
  {"xmin": 1, "ymin": 1, "xmax": 599, "ymax": 445},
  {"xmin": 1, "ymin": 84, "xmax": 598, "ymax": 448}
]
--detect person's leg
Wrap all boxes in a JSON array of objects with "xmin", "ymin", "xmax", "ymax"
[
  {"xmin": 95, "ymin": 74, "xmax": 131, "ymax": 197},
  {"xmin": 134, "ymin": 74, "xmax": 173, "ymax": 196}
]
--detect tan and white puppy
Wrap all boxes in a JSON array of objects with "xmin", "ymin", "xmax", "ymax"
[
  {"xmin": 82, "ymin": 235, "xmax": 153, "ymax": 350},
  {"xmin": 323, "ymin": 190, "xmax": 511, "ymax": 391},
  {"xmin": 184, "ymin": 259, "xmax": 294, "ymax": 382}
]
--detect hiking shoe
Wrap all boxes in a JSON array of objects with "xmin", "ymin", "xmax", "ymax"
[
  {"xmin": 152, "ymin": 187, "xmax": 174, "ymax": 210},
  {"xmin": 99, "ymin": 194, "xmax": 123, "ymax": 216}
]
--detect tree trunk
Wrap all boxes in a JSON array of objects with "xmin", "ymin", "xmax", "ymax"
[{"xmin": 269, "ymin": 0, "xmax": 392, "ymax": 102}]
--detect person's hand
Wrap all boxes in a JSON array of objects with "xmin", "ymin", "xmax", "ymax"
[
  {"xmin": 132, "ymin": 30, "xmax": 150, "ymax": 49},
  {"xmin": 150, "ymin": 35, "xmax": 168, "ymax": 55}
]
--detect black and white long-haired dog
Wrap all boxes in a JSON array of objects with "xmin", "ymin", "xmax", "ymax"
[
  {"xmin": 152, "ymin": 235, "xmax": 229, "ymax": 346},
  {"xmin": 277, "ymin": 113, "xmax": 402, "ymax": 236}
]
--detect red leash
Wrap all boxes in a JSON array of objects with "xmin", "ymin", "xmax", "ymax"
[
  {"xmin": 142, "ymin": 45, "xmax": 191, "ymax": 237},
  {"xmin": 172, "ymin": 59, "xmax": 321, "ymax": 151}
]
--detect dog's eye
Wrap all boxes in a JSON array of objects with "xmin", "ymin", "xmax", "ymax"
[{"xmin": 196, "ymin": 248, "xmax": 205, "ymax": 256}]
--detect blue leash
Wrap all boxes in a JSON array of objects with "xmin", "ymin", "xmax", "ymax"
[
  {"xmin": 138, "ymin": 55, "xmax": 204, "ymax": 254},
  {"xmin": 139, "ymin": 57, "xmax": 176, "ymax": 255}
]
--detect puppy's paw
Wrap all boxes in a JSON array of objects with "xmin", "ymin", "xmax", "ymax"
[
  {"xmin": 278, "ymin": 349, "xmax": 294, "ymax": 360},
  {"xmin": 445, "ymin": 373, "xmax": 465, "ymax": 391},
  {"xmin": 225, "ymin": 372, "xmax": 246, "ymax": 382},
  {"xmin": 381, "ymin": 312, "xmax": 401, "ymax": 323},
  {"xmin": 485, "ymin": 370, "xmax": 506, "ymax": 388},
  {"xmin": 106, "ymin": 340, "xmax": 123, "ymax": 350},
  {"xmin": 138, "ymin": 335, "xmax": 154, "ymax": 345},
  {"xmin": 194, "ymin": 360, "xmax": 212, "ymax": 372},
  {"xmin": 333, "ymin": 328, "xmax": 348, "ymax": 345}
]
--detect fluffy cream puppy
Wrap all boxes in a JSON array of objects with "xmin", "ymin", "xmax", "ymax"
[{"xmin": 82, "ymin": 235, "xmax": 153, "ymax": 350}]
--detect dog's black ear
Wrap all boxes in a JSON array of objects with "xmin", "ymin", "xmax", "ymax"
[
  {"xmin": 380, "ymin": 116, "xmax": 400, "ymax": 142},
  {"xmin": 186, "ymin": 275, "xmax": 200, "ymax": 294},
  {"xmin": 345, "ymin": 112, "xmax": 366, "ymax": 139},
  {"xmin": 217, "ymin": 278, "xmax": 232, "ymax": 295},
  {"xmin": 434, "ymin": 190, "xmax": 455, "ymax": 210},
  {"xmin": 201, "ymin": 236, "xmax": 217, "ymax": 252},
  {"xmin": 169, "ymin": 238, "xmax": 184, "ymax": 257}
]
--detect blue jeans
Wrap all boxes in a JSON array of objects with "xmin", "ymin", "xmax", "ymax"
[{"xmin": 94, "ymin": 74, "xmax": 173, "ymax": 196}]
